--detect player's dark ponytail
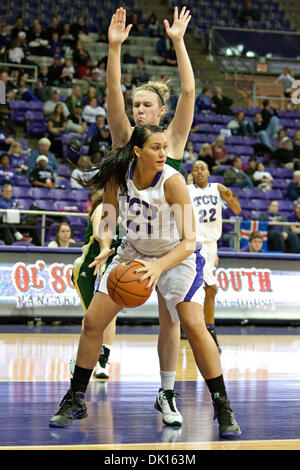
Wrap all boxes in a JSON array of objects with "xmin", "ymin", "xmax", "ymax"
[{"xmin": 85, "ymin": 124, "xmax": 164, "ymax": 194}]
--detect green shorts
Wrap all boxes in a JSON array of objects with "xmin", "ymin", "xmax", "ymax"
[{"xmin": 72, "ymin": 237, "xmax": 121, "ymax": 312}]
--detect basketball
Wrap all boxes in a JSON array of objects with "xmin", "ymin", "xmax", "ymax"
[{"xmin": 107, "ymin": 261, "xmax": 152, "ymax": 308}]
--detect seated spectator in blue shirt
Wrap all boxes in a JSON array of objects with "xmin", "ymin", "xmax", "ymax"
[
  {"xmin": 0, "ymin": 154, "xmax": 16, "ymax": 184},
  {"xmin": 227, "ymin": 111, "xmax": 254, "ymax": 136},
  {"xmin": 240, "ymin": 231, "xmax": 264, "ymax": 253},
  {"xmin": 8, "ymin": 140, "xmax": 29, "ymax": 174},
  {"xmin": 288, "ymin": 201, "xmax": 300, "ymax": 241},
  {"xmin": 196, "ymin": 87, "xmax": 216, "ymax": 114},
  {"xmin": 259, "ymin": 200, "xmax": 300, "ymax": 253},
  {"xmin": 86, "ymin": 115, "xmax": 106, "ymax": 143},
  {"xmin": 287, "ymin": 171, "xmax": 300, "ymax": 201},
  {"xmin": 0, "ymin": 183, "xmax": 32, "ymax": 245},
  {"xmin": 28, "ymin": 137, "xmax": 58, "ymax": 177}
]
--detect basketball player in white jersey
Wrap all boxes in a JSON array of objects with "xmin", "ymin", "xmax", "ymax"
[
  {"xmin": 49, "ymin": 125, "xmax": 241, "ymax": 439},
  {"xmin": 187, "ymin": 160, "xmax": 241, "ymax": 351},
  {"xmin": 83, "ymin": 6, "xmax": 194, "ymax": 426}
]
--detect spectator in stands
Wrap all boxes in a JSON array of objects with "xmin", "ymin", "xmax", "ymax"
[
  {"xmin": 71, "ymin": 14, "xmax": 89, "ymax": 42},
  {"xmin": 211, "ymin": 135, "xmax": 228, "ymax": 163},
  {"xmin": 83, "ymin": 192, "xmax": 93, "ymax": 214},
  {"xmin": 77, "ymin": 56, "xmax": 94, "ymax": 80},
  {"xmin": 47, "ymin": 54, "xmax": 64, "ymax": 86},
  {"xmin": 198, "ymin": 143, "xmax": 222, "ymax": 174},
  {"xmin": 82, "ymin": 97, "xmax": 106, "ymax": 124},
  {"xmin": 164, "ymin": 43, "xmax": 177, "ymax": 66},
  {"xmin": 244, "ymin": 156, "xmax": 258, "ymax": 180},
  {"xmin": 8, "ymin": 141, "xmax": 28, "ymax": 174},
  {"xmin": 85, "ymin": 114, "xmax": 105, "ymax": 144},
  {"xmin": 212, "ymin": 87, "xmax": 233, "ymax": 115},
  {"xmin": 223, "ymin": 156, "xmax": 254, "ymax": 188},
  {"xmin": 275, "ymin": 67, "xmax": 295, "ymax": 106},
  {"xmin": 48, "ymin": 222, "xmax": 75, "ymax": 248},
  {"xmin": 44, "ymin": 16, "xmax": 60, "ymax": 41},
  {"xmin": 66, "ymin": 85, "xmax": 83, "ymax": 114},
  {"xmin": 0, "ymin": 154, "xmax": 16, "ymax": 184},
  {"xmin": 222, "ymin": 194, "xmax": 244, "ymax": 248},
  {"xmin": 288, "ymin": 202, "xmax": 300, "ymax": 241},
  {"xmin": 239, "ymin": 1, "xmax": 265, "ymax": 29},
  {"xmin": 227, "ymin": 110, "xmax": 254, "ymax": 136},
  {"xmin": 292, "ymin": 130, "xmax": 300, "ymax": 159},
  {"xmin": 240, "ymin": 231, "xmax": 264, "ymax": 253},
  {"xmin": 157, "ymin": 30, "xmax": 171, "ymax": 59},
  {"xmin": 272, "ymin": 136, "xmax": 296, "ymax": 168},
  {"xmin": 49, "ymin": 31, "xmax": 65, "ymax": 58},
  {"xmin": 145, "ymin": 13, "xmax": 160, "ymax": 37},
  {"xmin": 27, "ymin": 22, "xmax": 49, "ymax": 56},
  {"xmin": 70, "ymin": 156, "xmax": 98, "ymax": 189},
  {"xmin": 29, "ymin": 137, "xmax": 58, "ymax": 177},
  {"xmin": 261, "ymin": 99, "xmax": 278, "ymax": 130},
  {"xmin": 66, "ymin": 101, "xmax": 87, "ymax": 135},
  {"xmin": 91, "ymin": 58, "xmax": 107, "ymax": 88},
  {"xmin": 196, "ymin": 87, "xmax": 215, "ymax": 114},
  {"xmin": 60, "ymin": 58, "xmax": 75, "ymax": 87},
  {"xmin": 128, "ymin": 12, "xmax": 145, "ymax": 36},
  {"xmin": 132, "ymin": 56, "xmax": 150, "ymax": 85},
  {"xmin": 0, "ymin": 131, "xmax": 14, "ymax": 152},
  {"xmin": 183, "ymin": 141, "xmax": 198, "ymax": 164},
  {"xmin": 287, "ymin": 170, "xmax": 300, "ymax": 201},
  {"xmin": 29, "ymin": 155, "xmax": 56, "ymax": 188},
  {"xmin": 73, "ymin": 40, "xmax": 91, "ymax": 68},
  {"xmin": 43, "ymin": 90, "xmax": 70, "ymax": 118},
  {"xmin": 8, "ymin": 37, "xmax": 25, "ymax": 64},
  {"xmin": 253, "ymin": 111, "xmax": 280, "ymax": 151},
  {"xmin": 60, "ymin": 21, "xmax": 76, "ymax": 48},
  {"xmin": 11, "ymin": 16, "xmax": 27, "ymax": 40},
  {"xmin": 259, "ymin": 200, "xmax": 300, "ymax": 253},
  {"xmin": 252, "ymin": 162, "xmax": 274, "ymax": 189},
  {"xmin": 47, "ymin": 103, "xmax": 67, "ymax": 158},
  {"xmin": 0, "ymin": 70, "xmax": 17, "ymax": 102},
  {"xmin": 0, "ymin": 183, "xmax": 32, "ymax": 245},
  {"xmin": 88, "ymin": 119, "xmax": 111, "ymax": 160},
  {"xmin": 121, "ymin": 72, "xmax": 134, "ymax": 94},
  {"xmin": 0, "ymin": 24, "xmax": 10, "ymax": 60}
]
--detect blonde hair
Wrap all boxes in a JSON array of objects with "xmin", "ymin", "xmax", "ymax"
[
  {"xmin": 199, "ymin": 143, "xmax": 211, "ymax": 156},
  {"xmin": 133, "ymin": 80, "xmax": 170, "ymax": 107},
  {"xmin": 213, "ymin": 135, "xmax": 225, "ymax": 146}
]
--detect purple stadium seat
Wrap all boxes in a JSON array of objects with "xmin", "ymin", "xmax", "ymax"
[
  {"xmin": 249, "ymin": 210, "xmax": 264, "ymax": 220},
  {"xmin": 28, "ymin": 187, "xmax": 53, "ymax": 200},
  {"xmin": 264, "ymin": 189, "xmax": 283, "ymax": 199},
  {"xmin": 278, "ymin": 200, "xmax": 296, "ymax": 212},
  {"xmin": 71, "ymin": 189, "xmax": 89, "ymax": 202},
  {"xmin": 241, "ymin": 188, "xmax": 265, "ymax": 199}
]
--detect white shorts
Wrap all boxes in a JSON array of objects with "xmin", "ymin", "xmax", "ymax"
[
  {"xmin": 95, "ymin": 240, "xmax": 205, "ymax": 322},
  {"xmin": 201, "ymin": 241, "xmax": 218, "ymax": 287}
]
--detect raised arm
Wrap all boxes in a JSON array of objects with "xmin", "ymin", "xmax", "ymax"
[
  {"xmin": 106, "ymin": 8, "xmax": 133, "ymax": 148},
  {"xmin": 165, "ymin": 7, "xmax": 195, "ymax": 159}
]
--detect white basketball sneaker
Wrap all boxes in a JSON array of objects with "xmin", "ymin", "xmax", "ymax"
[
  {"xmin": 93, "ymin": 360, "xmax": 110, "ymax": 379},
  {"xmin": 154, "ymin": 388, "xmax": 183, "ymax": 426}
]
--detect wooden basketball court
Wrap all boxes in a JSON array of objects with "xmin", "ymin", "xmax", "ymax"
[{"xmin": 1, "ymin": 324, "xmax": 300, "ymax": 451}]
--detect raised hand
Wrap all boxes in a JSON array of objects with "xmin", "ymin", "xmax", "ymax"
[
  {"xmin": 108, "ymin": 7, "xmax": 132, "ymax": 45},
  {"xmin": 164, "ymin": 6, "xmax": 191, "ymax": 42}
]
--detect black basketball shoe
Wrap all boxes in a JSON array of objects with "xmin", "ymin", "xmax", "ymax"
[
  {"xmin": 213, "ymin": 396, "xmax": 241, "ymax": 439},
  {"xmin": 49, "ymin": 389, "xmax": 88, "ymax": 427}
]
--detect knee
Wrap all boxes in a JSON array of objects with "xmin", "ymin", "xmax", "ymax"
[{"xmin": 180, "ymin": 316, "xmax": 206, "ymax": 340}]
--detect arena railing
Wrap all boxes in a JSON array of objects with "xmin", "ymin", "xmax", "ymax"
[{"xmin": 0, "ymin": 62, "xmax": 38, "ymax": 82}]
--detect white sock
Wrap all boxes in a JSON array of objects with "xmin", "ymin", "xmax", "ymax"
[{"xmin": 160, "ymin": 371, "xmax": 176, "ymax": 390}]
